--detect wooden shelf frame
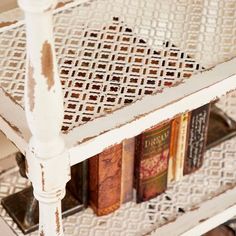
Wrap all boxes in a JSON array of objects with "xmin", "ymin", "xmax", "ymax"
[
  {"xmin": 0, "ymin": 44, "xmax": 236, "ymax": 165},
  {"xmin": 0, "ymin": 0, "xmax": 236, "ymax": 235},
  {"xmin": 156, "ymin": 187, "xmax": 236, "ymax": 236}
]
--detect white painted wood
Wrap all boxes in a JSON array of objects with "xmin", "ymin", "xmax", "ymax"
[
  {"xmin": 0, "ymin": 2, "xmax": 236, "ymax": 235},
  {"xmin": 0, "ymin": 87, "xmax": 29, "ymax": 153},
  {"xmin": 0, "ymin": 0, "xmax": 235, "ymax": 167},
  {"xmin": 39, "ymin": 201, "xmax": 64, "ymax": 236},
  {"xmin": 0, "ymin": 0, "xmax": 80, "ymax": 30},
  {"xmin": 0, "ymin": 53, "xmax": 236, "ymax": 167},
  {"xmin": 67, "ymin": 57, "xmax": 236, "ymax": 165},
  {"xmin": 154, "ymin": 187, "xmax": 236, "ymax": 236},
  {"xmin": 17, "ymin": 0, "xmax": 70, "ymax": 235}
]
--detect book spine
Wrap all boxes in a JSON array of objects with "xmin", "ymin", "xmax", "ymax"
[
  {"xmin": 121, "ymin": 138, "xmax": 135, "ymax": 203},
  {"xmin": 175, "ymin": 113, "xmax": 189, "ymax": 181},
  {"xmin": 184, "ymin": 103, "xmax": 211, "ymax": 175},
  {"xmin": 88, "ymin": 144, "xmax": 122, "ymax": 216},
  {"xmin": 135, "ymin": 122, "xmax": 171, "ymax": 203},
  {"xmin": 167, "ymin": 117, "xmax": 181, "ymax": 184}
]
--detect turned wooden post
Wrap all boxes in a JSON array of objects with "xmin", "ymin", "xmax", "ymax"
[{"xmin": 17, "ymin": 0, "xmax": 71, "ymax": 235}]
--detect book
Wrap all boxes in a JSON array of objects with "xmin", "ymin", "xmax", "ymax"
[
  {"xmin": 175, "ymin": 113, "xmax": 190, "ymax": 181},
  {"xmin": 167, "ymin": 116, "xmax": 181, "ymax": 183},
  {"xmin": 184, "ymin": 103, "xmax": 211, "ymax": 175},
  {"xmin": 134, "ymin": 122, "xmax": 171, "ymax": 203},
  {"xmin": 88, "ymin": 144, "xmax": 122, "ymax": 216},
  {"xmin": 121, "ymin": 138, "xmax": 135, "ymax": 203}
]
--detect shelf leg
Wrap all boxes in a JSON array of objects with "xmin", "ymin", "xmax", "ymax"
[
  {"xmin": 38, "ymin": 196, "xmax": 64, "ymax": 236},
  {"xmin": 26, "ymin": 141, "xmax": 70, "ymax": 236},
  {"xmin": 17, "ymin": 1, "xmax": 71, "ymax": 235}
]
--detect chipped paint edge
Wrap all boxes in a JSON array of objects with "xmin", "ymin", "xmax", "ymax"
[
  {"xmin": 151, "ymin": 186, "xmax": 236, "ymax": 236},
  {"xmin": 1, "ymin": 56, "xmax": 236, "ymax": 166},
  {"xmin": 0, "ymin": 0, "xmax": 92, "ymax": 33},
  {"xmin": 0, "ymin": 21, "xmax": 17, "ymax": 28},
  {"xmin": 0, "ymin": 88, "xmax": 30, "ymax": 153},
  {"xmin": 66, "ymin": 57, "xmax": 236, "ymax": 165}
]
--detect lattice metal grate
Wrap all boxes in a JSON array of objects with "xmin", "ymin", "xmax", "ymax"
[
  {"xmin": 59, "ymin": 19, "xmax": 201, "ymax": 130},
  {"xmin": 1, "ymin": 0, "xmax": 236, "ymax": 131},
  {"xmin": 1, "ymin": 137, "xmax": 236, "ymax": 236}
]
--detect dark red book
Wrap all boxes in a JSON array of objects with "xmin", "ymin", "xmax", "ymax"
[
  {"xmin": 88, "ymin": 144, "xmax": 122, "ymax": 216},
  {"xmin": 135, "ymin": 122, "xmax": 171, "ymax": 203}
]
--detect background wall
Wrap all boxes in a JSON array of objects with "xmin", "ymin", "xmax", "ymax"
[{"xmin": 0, "ymin": 0, "xmax": 17, "ymax": 13}]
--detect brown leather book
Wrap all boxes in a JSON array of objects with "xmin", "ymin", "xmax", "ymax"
[
  {"xmin": 88, "ymin": 144, "xmax": 122, "ymax": 216},
  {"xmin": 184, "ymin": 103, "xmax": 211, "ymax": 175},
  {"xmin": 135, "ymin": 122, "xmax": 171, "ymax": 203},
  {"xmin": 121, "ymin": 138, "xmax": 135, "ymax": 203},
  {"xmin": 168, "ymin": 116, "xmax": 181, "ymax": 183}
]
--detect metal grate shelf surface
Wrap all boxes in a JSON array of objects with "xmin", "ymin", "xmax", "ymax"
[
  {"xmin": 0, "ymin": 0, "xmax": 236, "ymax": 128},
  {"xmin": 0, "ymin": 0, "xmax": 236, "ymax": 162}
]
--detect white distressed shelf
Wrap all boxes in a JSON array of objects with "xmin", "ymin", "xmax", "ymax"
[
  {"xmin": 0, "ymin": 0, "xmax": 236, "ymax": 165},
  {"xmin": 1, "ymin": 0, "xmax": 236, "ymax": 235},
  {"xmin": 1, "ymin": 136, "xmax": 236, "ymax": 236}
]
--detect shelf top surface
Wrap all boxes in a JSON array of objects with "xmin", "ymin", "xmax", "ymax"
[{"xmin": 0, "ymin": 0, "xmax": 236, "ymax": 155}]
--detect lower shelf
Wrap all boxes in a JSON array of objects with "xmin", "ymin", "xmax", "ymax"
[
  {"xmin": 1, "ymin": 136, "xmax": 236, "ymax": 236},
  {"xmin": 153, "ymin": 186, "xmax": 236, "ymax": 236}
]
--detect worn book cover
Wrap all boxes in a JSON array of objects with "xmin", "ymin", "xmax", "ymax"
[
  {"xmin": 184, "ymin": 103, "xmax": 211, "ymax": 175},
  {"xmin": 175, "ymin": 113, "xmax": 190, "ymax": 181},
  {"xmin": 88, "ymin": 144, "xmax": 122, "ymax": 216},
  {"xmin": 135, "ymin": 122, "xmax": 171, "ymax": 203},
  {"xmin": 168, "ymin": 116, "xmax": 181, "ymax": 184},
  {"xmin": 121, "ymin": 138, "xmax": 135, "ymax": 203}
]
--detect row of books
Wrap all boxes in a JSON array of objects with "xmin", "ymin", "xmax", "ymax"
[{"xmin": 68, "ymin": 103, "xmax": 211, "ymax": 216}]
